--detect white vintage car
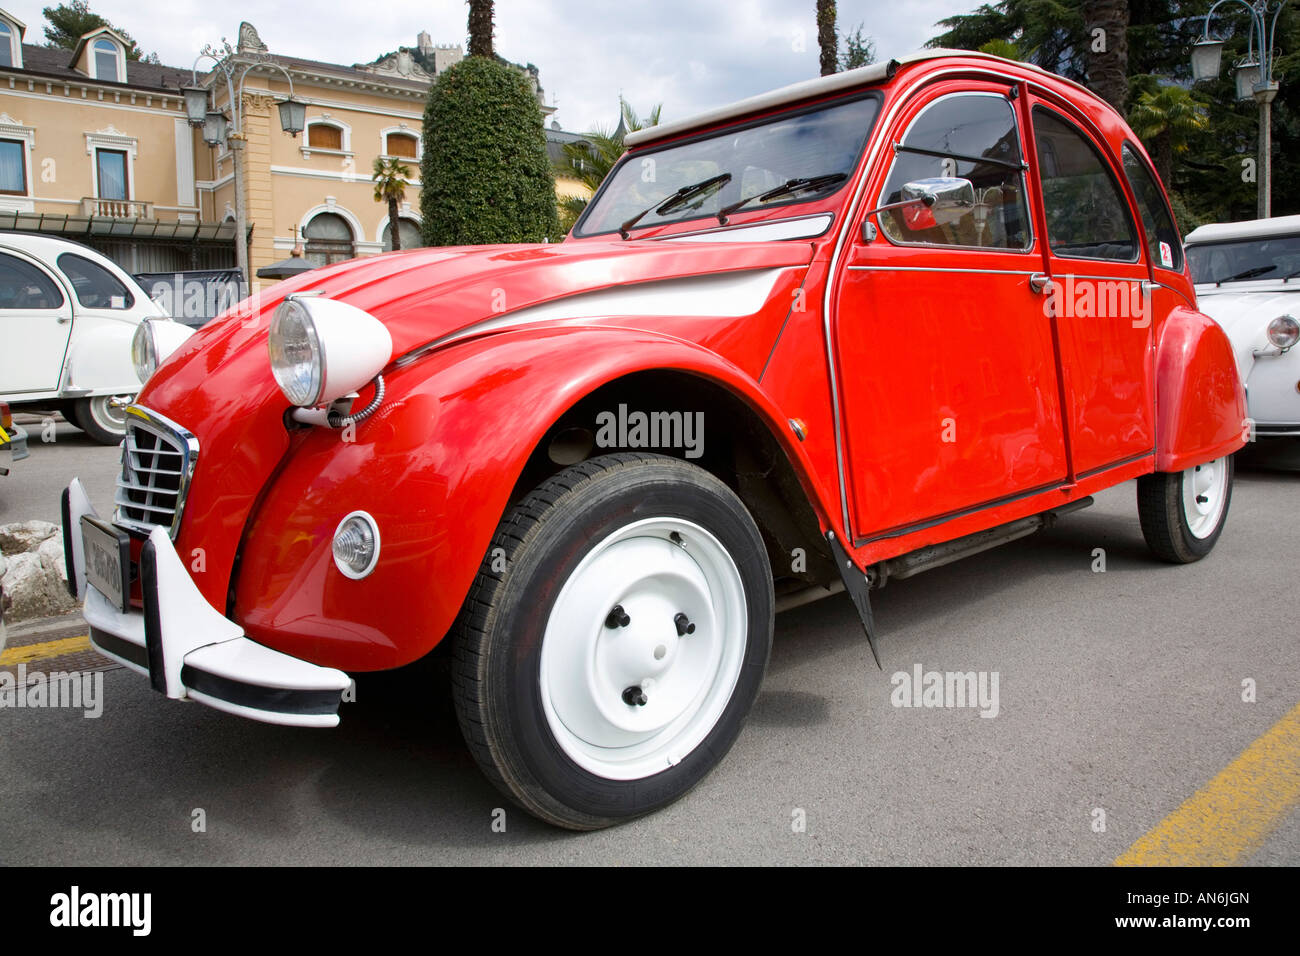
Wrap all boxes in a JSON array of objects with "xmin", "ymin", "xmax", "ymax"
[
  {"xmin": 0, "ymin": 235, "xmax": 191, "ymax": 444},
  {"xmin": 1185, "ymin": 215, "xmax": 1300, "ymax": 462}
]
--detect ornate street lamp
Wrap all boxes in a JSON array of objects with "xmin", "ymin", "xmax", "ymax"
[
  {"xmin": 185, "ymin": 39, "xmax": 309, "ymax": 285},
  {"xmin": 1191, "ymin": 0, "xmax": 1290, "ymax": 218}
]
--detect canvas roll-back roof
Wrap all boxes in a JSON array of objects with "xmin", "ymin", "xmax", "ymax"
[{"xmin": 623, "ymin": 48, "xmax": 1110, "ymax": 149}]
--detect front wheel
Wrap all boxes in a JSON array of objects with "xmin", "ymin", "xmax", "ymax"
[
  {"xmin": 72, "ymin": 394, "xmax": 133, "ymax": 444},
  {"xmin": 1137, "ymin": 455, "xmax": 1234, "ymax": 563},
  {"xmin": 451, "ymin": 453, "xmax": 773, "ymax": 830}
]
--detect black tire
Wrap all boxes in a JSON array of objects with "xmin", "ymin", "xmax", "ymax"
[
  {"xmin": 451, "ymin": 452, "xmax": 773, "ymax": 830},
  {"xmin": 71, "ymin": 395, "xmax": 132, "ymax": 445},
  {"xmin": 1137, "ymin": 455, "xmax": 1234, "ymax": 563}
]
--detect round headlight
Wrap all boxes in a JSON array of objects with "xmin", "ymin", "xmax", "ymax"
[
  {"xmin": 333, "ymin": 511, "xmax": 380, "ymax": 579},
  {"xmin": 1267, "ymin": 314, "xmax": 1300, "ymax": 350},
  {"xmin": 269, "ymin": 297, "xmax": 324, "ymax": 406},
  {"xmin": 268, "ymin": 295, "xmax": 392, "ymax": 408},
  {"xmin": 131, "ymin": 319, "xmax": 158, "ymax": 383}
]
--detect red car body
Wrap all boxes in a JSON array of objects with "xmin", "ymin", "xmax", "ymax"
[{"xmin": 66, "ymin": 50, "xmax": 1244, "ymax": 827}]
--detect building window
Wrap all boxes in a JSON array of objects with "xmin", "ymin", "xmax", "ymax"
[
  {"xmin": 0, "ymin": 139, "xmax": 26, "ymax": 195},
  {"xmin": 382, "ymin": 218, "xmax": 422, "ymax": 251},
  {"xmin": 96, "ymin": 149, "xmax": 129, "ymax": 200},
  {"xmin": 385, "ymin": 132, "xmax": 418, "ymax": 158},
  {"xmin": 93, "ymin": 38, "xmax": 123, "ymax": 82},
  {"xmin": 0, "ymin": 23, "xmax": 14, "ymax": 68},
  {"xmin": 307, "ymin": 123, "xmax": 343, "ymax": 151},
  {"xmin": 304, "ymin": 212, "xmax": 355, "ymax": 265}
]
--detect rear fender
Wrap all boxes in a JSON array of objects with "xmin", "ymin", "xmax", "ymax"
[{"xmin": 1154, "ymin": 307, "xmax": 1247, "ymax": 472}]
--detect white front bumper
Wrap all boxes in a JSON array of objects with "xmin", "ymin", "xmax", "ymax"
[{"xmin": 63, "ymin": 478, "xmax": 352, "ymax": 728}]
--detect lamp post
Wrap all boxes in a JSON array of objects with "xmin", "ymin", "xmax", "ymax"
[
  {"xmin": 1191, "ymin": 0, "xmax": 1289, "ymax": 218},
  {"xmin": 183, "ymin": 40, "xmax": 307, "ymax": 285}
]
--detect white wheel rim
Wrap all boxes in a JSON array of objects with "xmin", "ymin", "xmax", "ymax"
[
  {"xmin": 1183, "ymin": 457, "xmax": 1228, "ymax": 539},
  {"xmin": 90, "ymin": 395, "xmax": 131, "ymax": 432},
  {"xmin": 539, "ymin": 517, "xmax": 747, "ymax": 780}
]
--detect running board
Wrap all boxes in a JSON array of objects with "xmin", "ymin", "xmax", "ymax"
[{"xmin": 824, "ymin": 497, "xmax": 1094, "ymax": 670}]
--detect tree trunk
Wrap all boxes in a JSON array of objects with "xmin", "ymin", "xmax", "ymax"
[
  {"xmin": 468, "ymin": 0, "xmax": 494, "ymax": 58},
  {"xmin": 817, "ymin": 0, "xmax": 837, "ymax": 77},
  {"xmin": 1083, "ymin": 0, "xmax": 1129, "ymax": 112},
  {"xmin": 389, "ymin": 197, "xmax": 401, "ymax": 250},
  {"xmin": 1153, "ymin": 130, "xmax": 1172, "ymax": 187}
]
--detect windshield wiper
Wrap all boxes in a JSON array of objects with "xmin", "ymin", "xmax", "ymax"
[
  {"xmin": 717, "ymin": 173, "xmax": 848, "ymax": 224},
  {"xmin": 1217, "ymin": 265, "xmax": 1276, "ymax": 284},
  {"xmin": 618, "ymin": 173, "xmax": 732, "ymax": 239}
]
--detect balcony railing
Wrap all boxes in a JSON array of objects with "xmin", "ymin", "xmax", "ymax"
[{"xmin": 81, "ymin": 198, "xmax": 153, "ymax": 219}]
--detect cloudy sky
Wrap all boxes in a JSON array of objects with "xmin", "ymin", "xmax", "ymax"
[{"xmin": 8, "ymin": 0, "xmax": 978, "ymax": 132}]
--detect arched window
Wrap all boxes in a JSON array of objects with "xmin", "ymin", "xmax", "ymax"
[
  {"xmin": 382, "ymin": 218, "xmax": 421, "ymax": 252},
  {"xmin": 93, "ymin": 38, "xmax": 123, "ymax": 82},
  {"xmin": 307, "ymin": 123, "xmax": 343, "ymax": 151},
  {"xmin": 0, "ymin": 23, "xmax": 15, "ymax": 69},
  {"xmin": 385, "ymin": 132, "xmax": 418, "ymax": 159},
  {"xmin": 304, "ymin": 212, "xmax": 355, "ymax": 265}
]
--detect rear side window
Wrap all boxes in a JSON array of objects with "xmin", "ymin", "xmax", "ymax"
[
  {"xmin": 0, "ymin": 252, "xmax": 64, "ymax": 309},
  {"xmin": 1033, "ymin": 108, "xmax": 1138, "ymax": 262},
  {"xmin": 880, "ymin": 92, "xmax": 1032, "ymax": 250},
  {"xmin": 57, "ymin": 252, "xmax": 134, "ymax": 309},
  {"xmin": 1122, "ymin": 143, "xmax": 1183, "ymax": 271}
]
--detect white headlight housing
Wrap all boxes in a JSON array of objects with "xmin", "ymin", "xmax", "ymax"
[
  {"xmin": 1267, "ymin": 314, "xmax": 1300, "ymax": 350},
  {"xmin": 131, "ymin": 318, "xmax": 158, "ymax": 383},
  {"xmin": 268, "ymin": 294, "xmax": 393, "ymax": 407}
]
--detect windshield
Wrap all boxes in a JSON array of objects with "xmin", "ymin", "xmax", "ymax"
[
  {"xmin": 576, "ymin": 93, "xmax": 881, "ymax": 238},
  {"xmin": 1186, "ymin": 234, "xmax": 1300, "ymax": 284}
]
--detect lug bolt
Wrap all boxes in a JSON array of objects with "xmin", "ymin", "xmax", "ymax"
[
  {"xmin": 674, "ymin": 612, "xmax": 695, "ymax": 636},
  {"xmin": 605, "ymin": 605, "xmax": 631, "ymax": 629},
  {"xmin": 622, "ymin": 685, "xmax": 648, "ymax": 706},
  {"xmin": 1196, "ymin": 495, "xmax": 1208, "ymax": 504}
]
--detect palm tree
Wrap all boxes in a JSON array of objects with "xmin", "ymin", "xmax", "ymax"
[
  {"xmin": 1083, "ymin": 0, "xmax": 1128, "ymax": 112},
  {"xmin": 817, "ymin": 0, "xmax": 837, "ymax": 76},
  {"xmin": 468, "ymin": 0, "xmax": 494, "ymax": 58},
  {"xmin": 556, "ymin": 100, "xmax": 662, "ymax": 232},
  {"xmin": 1128, "ymin": 85, "xmax": 1209, "ymax": 186},
  {"xmin": 373, "ymin": 156, "xmax": 412, "ymax": 250}
]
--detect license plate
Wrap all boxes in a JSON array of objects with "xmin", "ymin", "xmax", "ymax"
[{"xmin": 81, "ymin": 516, "xmax": 130, "ymax": 612}]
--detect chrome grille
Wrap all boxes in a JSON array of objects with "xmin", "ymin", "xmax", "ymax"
[{"xmin": 113, "ymin": 407, "xmax": 199, "ymax": 539}]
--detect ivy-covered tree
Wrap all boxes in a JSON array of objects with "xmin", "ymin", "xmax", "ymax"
[{"xmin": 419, "ymin": 56, "xmax": 559, "ymax": 245}]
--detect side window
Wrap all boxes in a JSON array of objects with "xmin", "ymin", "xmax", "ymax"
[
  {"xmin": 0, "ymin": 252, "xmax": 64, "ymax": 309},
  {"xmin": 56, "ymin": 253, "xmax": 134, "ymax": 310},
  {"xmin": 879, "ymin": 92, "xmax": 1031, "ymax": 250},
  {"xmin": 1032, "ymin": 108, "xmax": 1138, "ymax": 261},
  {"xmin": 1122, "ymin": 143, "xmax": 1183, "ymax": 271}
]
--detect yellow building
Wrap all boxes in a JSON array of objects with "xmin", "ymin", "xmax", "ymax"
[{"xmin": 0, "ymin": 16, "xmax": 577, "ymax": 281}]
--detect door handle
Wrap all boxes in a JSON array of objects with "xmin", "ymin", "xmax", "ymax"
[
  {"xmin": 1028, "ymin": 273, "xmax": 1052, "ymax": 294},
  {"xmin": 57, "ymin": 316, "xmax": 70, "ymax": 323}
]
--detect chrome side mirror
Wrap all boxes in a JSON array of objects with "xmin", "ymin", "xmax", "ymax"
[{"xmin": 900, "ymin": 177, "xmax": 976, "ymax": 224}]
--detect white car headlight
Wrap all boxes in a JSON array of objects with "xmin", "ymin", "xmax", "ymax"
[
  {"xmin": 131, "ymin": 319, "xmax": 158, "ymax": 384},
  {"xmin": 1267, "ymin": 314, "xmax": 1299, "ymax": 350},
  {"xmin": 268, "ymin": 295, "xmax": 393, "ymax": 407}
]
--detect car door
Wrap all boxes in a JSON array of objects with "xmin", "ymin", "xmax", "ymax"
[
  {"xmin": 0, "ymin": 249, "xmax": 74, "ymax": 394},
  {"xmin": 1026, "ymin": 101, "xmax": 1154, "ymax": 476},
  {"xmin": 833, "ymin": 82, "xmax": 1069, "ymax": 543}
]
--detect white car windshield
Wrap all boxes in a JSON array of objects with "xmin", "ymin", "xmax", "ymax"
[
  {"xmin": 1187, "ymin": 234, "xmax": 1300, "ymax": 284},
  {"xmin": 576, "ymin": 93, "xmax": 880, "ymax": 238}
]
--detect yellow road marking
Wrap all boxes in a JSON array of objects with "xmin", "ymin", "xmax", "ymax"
[
  {"xmin": 1116, "ymin": 700, "xmax": 1300, "ymax": 866},
  {"xmin": 0, "ymin": 635, "xmax": 93, "ymax": 666}
]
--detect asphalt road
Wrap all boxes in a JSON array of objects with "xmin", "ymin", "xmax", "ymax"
[{"xmin": 2, "ymin": 426, "xmax": 1297, "ymax": 865}]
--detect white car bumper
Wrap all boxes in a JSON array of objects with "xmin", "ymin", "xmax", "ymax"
[{"xmin": 61, "ymin": 477, "xmax": 352, "ymax": 727}]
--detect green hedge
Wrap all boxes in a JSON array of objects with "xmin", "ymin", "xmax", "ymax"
[{"xmin": 420, "ymin": 57, "xmax": 559, "ymax": 245}]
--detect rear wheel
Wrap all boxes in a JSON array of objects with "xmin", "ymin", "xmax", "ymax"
[
  {"xmin": 72, "ymin": 394, "xmax": 132, "ymax": 445},
  {"xmin": 1137, "ymin": 455, "xmax": 1233, "ymax": 563},
  {"xmin": 451, "ymin": 453, "xmax": 773, "ymax": 830}
]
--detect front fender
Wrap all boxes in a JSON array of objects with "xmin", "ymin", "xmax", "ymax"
[
  {"xmin": 62, "ymin": 319, "xmax": 139, "ymax": 394},
  {"xmin": 1154, "ymin": 307, "xmax": 1247, "ymax": 472},
  {"xmin": 233, "ymin": 326, "xmax": 825, "ymax": 671}
]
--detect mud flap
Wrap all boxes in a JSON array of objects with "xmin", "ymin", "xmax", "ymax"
[{"xmin": 825, "ymin": 530, "xmax": 881, "ymax": 670}]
